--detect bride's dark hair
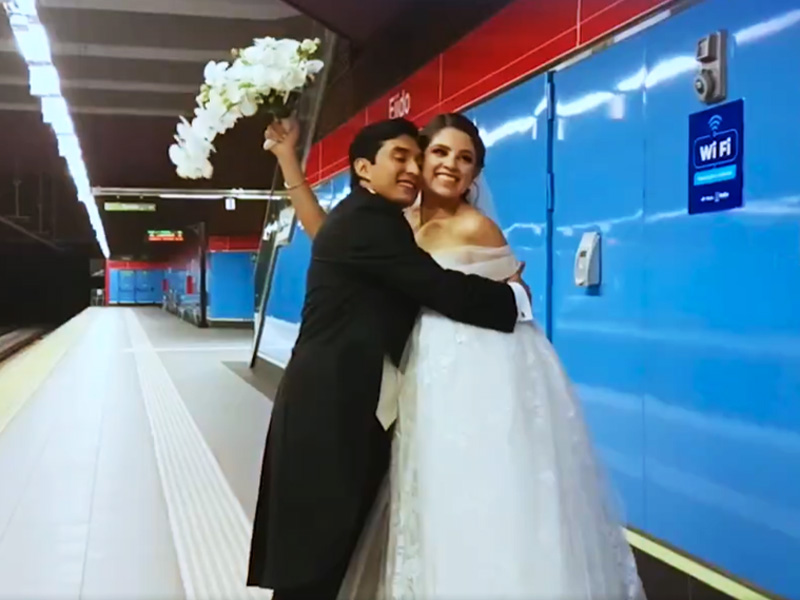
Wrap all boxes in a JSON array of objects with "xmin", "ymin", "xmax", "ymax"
[
  {"xmin": 419, "ymin": 113, "xmax": 486, "ymax": 170},
  {"xmin": 419, "ymin": 113, "xmax": 486, "ymax": 203}
]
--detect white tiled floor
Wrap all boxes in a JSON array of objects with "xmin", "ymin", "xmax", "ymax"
[{"xmin": 0, "ymin": 308, "xmax": 274, "ymax": 599}]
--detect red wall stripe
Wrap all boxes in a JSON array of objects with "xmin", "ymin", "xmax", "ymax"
[
  {"xmin": 439, "ymin": 0, "xmax": 579, "ymax": 108},
  {"xmin": 579, "ymin": 0, "xmax": 661, "ymax": 44},
  {"xmin": 439, "ymin": 28, "xmax": 578, "ymax": 114},
  {"xmin": 106, "ymin": 260, "xmax": 169, "ymax": 270},
  {"xmin": 308, "ymin": 0, "xmax": 668, "ymax": 185},
  {"xmin": 207, "ymin": 235, "xmax": 260, "ymax": 252}
]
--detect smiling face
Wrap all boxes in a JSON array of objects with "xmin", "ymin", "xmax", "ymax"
[
  {"xmin": 353, "ymin": 134, "xmax": 421, "ymax": 206},
  {"xmin": 422, "ymin": 126, "xmax": 480, "ymax": 201}
]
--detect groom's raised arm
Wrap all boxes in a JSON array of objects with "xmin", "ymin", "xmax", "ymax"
[{"xmin": 315, "ymin": 202, "xmax": 527, "ymax": 333}]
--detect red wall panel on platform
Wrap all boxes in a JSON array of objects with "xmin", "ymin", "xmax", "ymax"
[
  {"xmin": 312, "ymin": 0, "xmax": 667, "ymax": 181},
  {"xmin": 440, "ymin": 30, "xmax": 577, "ymax": 114},
  {"xmin": 319, "ymin": 111, "xmax": 368, "ymax": 182},
  {"xmin": 440, "ymin": 0, "xmax": 578, "ymax": 111},
  {"xmin": 305, "ymin": 142, "xmax": 322, "ymax": 184},
  {"xmin": 367, "ymin": 57, "xmax": 443, "ymax": 125},
  {"xmin": 208, "ymin": 235, "xmax": 260, "ymax": 252},
  {"xmin": 579, "ymin": 0, "xmax": 659, "ymax": 44},
  {"xmin": 106, "ymin": 260, "xmax": 167, "ymax": 270}
]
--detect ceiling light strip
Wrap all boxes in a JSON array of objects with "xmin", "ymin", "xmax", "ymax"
[
  {"xmin": 2, "ymin": 0, "xmax": 109, "ymax": 257},
  {"xmin": 91, "ymin": 187, "xmax": 288, "ymax": 201}
]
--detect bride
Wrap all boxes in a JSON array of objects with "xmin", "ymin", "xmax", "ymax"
[{"xmin": 264, "ymin": 113, "xmax": 646, "ymax": 600}]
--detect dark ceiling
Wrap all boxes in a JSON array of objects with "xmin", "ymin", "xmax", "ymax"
[
  {"xmin": 0, "ymin": 0, "xmax": 325, "ymax": 260},
  {"xmin": 0, "ymin": 0, "xmax": 505, "ymax": 260},
  {"xmin": 280, "ymin": 0, "xmax": 411, "ymax": 45}
]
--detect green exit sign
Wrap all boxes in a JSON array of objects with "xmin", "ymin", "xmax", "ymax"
[{"xmin": 105, "ymin": 202, "xmax": 157, "ymax": 212}]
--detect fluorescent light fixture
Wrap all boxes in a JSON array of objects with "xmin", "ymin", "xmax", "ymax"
[
  {"xmin": 56, "ymin": 132, "xmax": 81, "ymax": 159},
  {"xmin": 12, "ymin": 21, "xmax": 51, "ymax": 63},
  {"xmin": 29, "ymin": 63, "xmax": 60, "ymax": 96},
  {"xmin": 160, "ymin": 193, "xmax": 225, "ymax": 200},
  {"xmin": 42, "ymin": 95, "xmax": 72, "ymax": 132},
  {"xmin": 90, "ymin": 187, "xmax": 287, "ymax": 201},
  {"xmin": 236, "ymin": 194, "xmax": 283, "ymax": 201},
  {"xmin": 3, "ymin": 0, "xmax": 109, "ymax": 257},
  {"xmin": 8, "ymin": 0, "xmax": 36, "ymax": 17},
  {"xmin": 51, "ymin": 112, "xmax": 75, "ymax": 135},
  {"xmin": 159, "ymin": 191, "xmax": 283, "ymax": 200},
  {"xmin": 104, "ymin": 202, "xmax": 157, "ymax": 212}
]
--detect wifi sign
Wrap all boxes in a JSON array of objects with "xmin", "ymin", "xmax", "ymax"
[
  {"xmin": 688, "ymin": 99, "xmax": 744, "ymax": 215},
  {"xmin": 694, "ymin": 111, "xmax": 737, "ymax": 167}
]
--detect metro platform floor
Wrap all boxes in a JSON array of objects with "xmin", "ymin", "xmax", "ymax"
[
  {"xmin": 0, "ymin": 307, "xmax": 273, "ymax": 599},
  {"xmin": 0, "ymin": 307, "xmax": 753, "ymax": 600}
]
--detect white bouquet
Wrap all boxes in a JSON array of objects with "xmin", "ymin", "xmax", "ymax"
[{"xmin": 169, "ymin": 36, "xmax": 324, "ymax": 180}]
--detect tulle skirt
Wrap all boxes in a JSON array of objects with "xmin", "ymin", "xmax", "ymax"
[{"xmin": 338, "ymin": 312, "xmax": 646, "ymax": 600}]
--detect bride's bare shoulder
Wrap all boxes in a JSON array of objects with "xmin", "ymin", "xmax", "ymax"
[
  {"xmin": 454, "ymin": 206, "xmax": 507, "ymax": 248},
  {"xmin": 403, "ymin": 205, "xmax": 421, "ymax": 232}
]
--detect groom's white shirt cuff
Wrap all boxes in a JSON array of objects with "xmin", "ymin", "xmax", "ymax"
[{"xmin": 508, "ymin": 282, "xmax": 533, "ymax": 322}]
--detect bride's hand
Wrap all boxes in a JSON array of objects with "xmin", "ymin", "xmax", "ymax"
[{"xmin": 263, "ymin": 116, "xmax": 300, "ymax": 159}]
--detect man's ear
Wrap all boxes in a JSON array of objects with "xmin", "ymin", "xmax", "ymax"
[{"xmin": 353, "ymin": 157, "xmax": 372, "ymax": 182}]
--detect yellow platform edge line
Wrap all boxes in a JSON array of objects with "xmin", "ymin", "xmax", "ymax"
[
  {"xmin": 0, "ymin": 308, "xmax": 94, "ymax": 435},
  {"xmin": 625, "ymin": 528, "xmax": 773, "ymax": 600}
]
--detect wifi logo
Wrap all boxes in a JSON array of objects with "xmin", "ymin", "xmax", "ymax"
[{"xmin": 708, "ymin": 114, "xmax": 723, "ymax": 134}]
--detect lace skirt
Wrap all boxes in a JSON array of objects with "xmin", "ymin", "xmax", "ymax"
[{"xmin": 339, "ymin": 314, "xmax": 646, "ymax": 600}]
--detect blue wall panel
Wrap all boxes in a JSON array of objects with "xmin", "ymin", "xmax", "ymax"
[
  {"xmin": 638, "ymin": 2, "xmax": 800, "ymax": 596},
  {"xmin": 108, "ymin": 269, "xmax": 120, "ymax": 304},
  {"xmin": 467, "ymin": 75, "xmax": 550, "ymax": 327},
  {"xmin": 117, "ymin": 270, "xmax": 136, "ymax": 304},
  {"xmin": 329, "ymin": 173, "xmax": 351, "ymax": 211},
  {"xmin": 134, "ymin": 269, "xmax": 158, "ymax": 304},
  {"xmin": 550, "ymin": 35, "xmax": 648, "ymax": 527},
  {"xmin": 108, "ymin": 268, "xmax": 162, "ymax": 304},
  {"xmin": 265, "ymin": 178, "xmax": 338, "ymax": 324},
  {"xmin": 208, "ymin": 251, "xmax": 256, "ymax": 320}
]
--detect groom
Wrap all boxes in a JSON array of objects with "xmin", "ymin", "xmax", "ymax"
[{"xmin": 247, "ymin": 117, "xmax": 532, "ymax": 600}]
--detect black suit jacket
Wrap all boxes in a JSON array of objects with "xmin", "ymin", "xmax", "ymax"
[{"xmin": 247, "ymin": 187, "xmax": 518, "ymax": 589}]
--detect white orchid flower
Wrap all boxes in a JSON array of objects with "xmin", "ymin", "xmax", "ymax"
[
  {"xmin": 300, "ymin": 39, "xmax": 319, "ymax": 53},
  {"xmin": 176, "ymin": 117, "xmax": 213, "ymax": 154},
  {"xmin": 203, "ymin": 61, "xmax": 230, "ymax": 88},
  {"xmin": 250, "ymin": 64, "xmax": 284, "ymax": 92},
  {"xmin": 241, "ymin": 44, "xmax": 269, "ymax": 64},
  {"xmin": 169, "ymin": 143, "xmax": 211, "ymax": 179},
  {"xmin": 253, "ymin": 36, "xmax": 277, "ymax": 50},
  {"xmin": 306, "ymin": 60, "xmax": 324, "ymax": 76},
  {"xmin": 172, "ymin": 36, "xmax": 325, "ymax": 180},
  {"xmin": 239, "ymin": 92, "xmax": 259, "ymax": 117},
  {"xmin": 280, "ymin": 66, "xmax": 307, "ymax": 92}
]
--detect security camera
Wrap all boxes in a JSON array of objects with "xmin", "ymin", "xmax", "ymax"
[
  {"xmin": 694, "ymin": 70, "xmax": 715, "ymax": 103},
  {"xmin": 696, "ymin": 36, "xmax": 717, "ymax": 63},
  {"xmin": 694, "ymin": 31, "xmax": 727, "ymax": 104}
]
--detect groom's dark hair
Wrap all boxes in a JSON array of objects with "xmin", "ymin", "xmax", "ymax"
[{"xmin": 348, "ymin": 118, "xmax": 419, "ymax": 187}]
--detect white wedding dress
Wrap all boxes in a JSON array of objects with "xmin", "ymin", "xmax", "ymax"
[{"xmin": 338, "ymin": 245, "xmax": 646, "ymax": 600}]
